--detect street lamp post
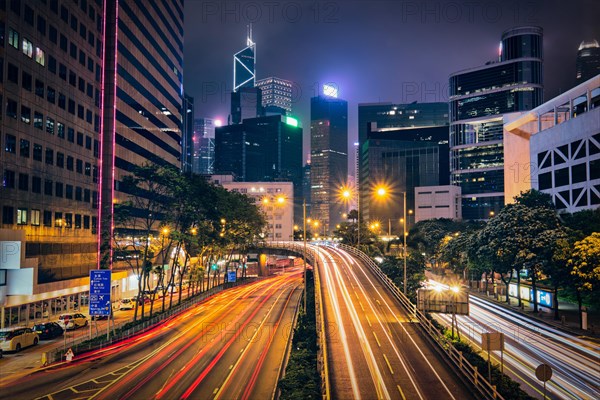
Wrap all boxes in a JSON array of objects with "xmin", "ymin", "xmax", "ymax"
[
  {"xmin": 376, "ymin": 186, "xmax": 408, "ymax": 295},
  {"xmin": 402, "ymin": 191, "xmax": 407, "ymax": 296},
  {"xmin": 303, "ymin": 199, "xmax": 307, "ymax": 310}
]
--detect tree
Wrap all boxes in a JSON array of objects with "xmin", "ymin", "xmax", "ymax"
[
  {"xmin": 568, "ymin": 233, "xmax": 600, "ymax": 328},
  {"xmin": 474, "ymin": 190, "xmax": 564, "ymax": 311},
  {"xmin": 113, "ymin": 163, "xmax": 177, "ymax": 321},
  {"xmin": 408, "ymin": 218, "xmax": 463, "ymax": 269},
  {"xmin": 379, "ymin": 251, "xmax": 426, "ymax": 301},
  {"xmin": 560, "ymin": 208, "xmax": 600, "ymax": 238},
  {"xmin": 544, "ymin": 235, "xmax": 575, "ymax": 320}
]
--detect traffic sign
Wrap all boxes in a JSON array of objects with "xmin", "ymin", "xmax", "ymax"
[
  {"xmin": 535, "ymin": 363, "xmax": 553, "ymax": 382},
  {"xmin": 90, "ymin": 270, "xmax": 111, "ymax": 315},
  {"xmin": 227, "ymin": 271, "xmax": 236, "ymax": 283}
]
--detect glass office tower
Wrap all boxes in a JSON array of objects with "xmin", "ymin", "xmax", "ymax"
[
  {"xmin": 310, "ymin": 94, "xmax": 348, "ymax": 233},
  {"xmin": 449, "ymin": 26, "xmax": 543, "ymax": 219}
]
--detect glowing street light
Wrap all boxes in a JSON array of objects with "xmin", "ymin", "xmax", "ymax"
[{"xmin": 375, "ymin": 185, "xmax": 408, "ymax": 295}]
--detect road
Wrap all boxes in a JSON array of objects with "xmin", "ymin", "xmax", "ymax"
[
  {"xmin": 314, "ymin": 243, "xmax": 475, "ymax": 400},
  {"xmin": 432, "ymin": 289, "xmax": 600, "ymax": 400},
  {"xmin": 0, "ymin": 271, "xmax": 302, "ymax": 400}
]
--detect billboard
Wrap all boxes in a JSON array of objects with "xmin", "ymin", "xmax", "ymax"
[{"xmin": 417, "ymin": 289, "xmax": 469, "ymax": 315}]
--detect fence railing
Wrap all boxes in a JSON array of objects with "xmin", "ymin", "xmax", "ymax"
[
  {"xmin": 336, "ymin": 243, "xmax": 502, "ymax": 400},
  {"xmin": 44, "ymin": 279, "xmax": 256, "ymax": 364},
  {"xmin": 262, "ymin": 241, "xmax": 502, "ymax": 400}
]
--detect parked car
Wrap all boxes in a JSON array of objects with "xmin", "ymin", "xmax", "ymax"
[
  {"xmin": 32, "ymin": 322, "xmax": 64, "ymax": 340},
  {"xmin": 119, "ymin": 298, "xmax": 135, "ymax": 310},
  {"xmin": 0, "ymin": 327, "xmax": 39, "ymax": 352},
  {"xmin": 57, "ymin": 313, "xmax": 88, "ymax": 330}
]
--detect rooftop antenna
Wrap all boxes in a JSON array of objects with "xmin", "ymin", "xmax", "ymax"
[{"xmin": 247, "ymin": 23, "xmax": 254, "ymax": 47}]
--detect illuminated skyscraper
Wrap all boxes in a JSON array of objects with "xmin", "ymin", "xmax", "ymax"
[
  {"xmin": 193, "ymin": 118, "xmax": 216, "ymax": 175},
  {"xmin": 449, "ymin": 26, "xmax": 543, "ymax": 219},
  {"xmin": 576, "ymin": 40, "xmax": 600, "ymax": 83},
  {"xmin": 182, "ymin": 94, "xmax": 195, "ymax": 173},
  {"xmin": 233, "ymin": 26, "xmax": 256, "ymax": 92},
  {"xmin": 310, "ymin": 88, "xmax": 348, "ymax": 233},
  {"xmin": 99, "ymin": 1, "xmax": 184, "ymax": 267},
  {"xmin": 255, "ymin": 77, "xmax": 294, "ymax": 115},
  {"xmin": 0, "ymin": 0, "xmax": 183, "ymax": 285}
]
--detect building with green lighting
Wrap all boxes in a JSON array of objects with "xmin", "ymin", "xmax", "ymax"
[{"xmin": 214, "ymin": 115, "xmax": 304, "ymax": 218}]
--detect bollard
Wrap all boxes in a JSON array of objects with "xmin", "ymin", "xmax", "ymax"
[{"xmin": 41, "ymin": 352, "xmax": 48, "ymax": 366}]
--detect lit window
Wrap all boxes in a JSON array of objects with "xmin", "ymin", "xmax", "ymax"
[
  {"xmin": 8, "ymin": 28, "xmax": 19, "ymax": 48},
  {"xmin": 22, "ymin": 38, "xmax": 33, "ymax": 57},
  {"xmin": 17, "ymin": 208, "xmax": 28, "ymax": 225},
  {"xmin": 35, "ymin": 47, "xmax": 46, "ymax": 65},
  {"xmin": 31, "ymin": 210, "xmax": 41, "ymax": 226}
]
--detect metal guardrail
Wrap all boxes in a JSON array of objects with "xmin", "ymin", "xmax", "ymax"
[
  {"xmin": 45, "ymin": 279, "xmax": 255, "ymax": 364},
  {"xmin": 262, "ymin": 241, "xmax": 329, "ymax": 399},
  {"xmin": 263, "ymin": 241, "xmax": 502, "ymax": 400},
  {"xmin": 336, "ymin": 243, "xmax": 503, "ymax": 400}
]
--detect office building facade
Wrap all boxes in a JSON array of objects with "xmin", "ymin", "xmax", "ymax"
[
  {"xmin": 576, "ymin": 40, "xmax": 600, "ymax": 84},
  {"xmin": 357, "ymin": 102, "xmax": 449, "ymax": 225},
  {"xmin": 504, "ymin": 75, "xmax": 600, "ymax": 211},
  {"xmin": 193, "ymin": 118, "xmax": 216, "ymax": 175},
  {"xmin": 233, "ymin": 29, "xmax": 255, "ymax": 92},
  {"xmin": 310, "ymin": 94, "xmax": 348, "ymax": 233},
  {"xmin": 0, "ymin": 0, "xmax": 183, "ymax": 285},
  {"xmin": 415, "ymin": 185, "xmax": 462, "ymax": 223},
  {"xmin": 362, "ymin": 126, "xmax": 450, "ymax": 231},
  {"xmin": 214, "ymin": 115, "xmax": 303, "ymax": 208},
  {"xmin": 182, "ymin": 94, "xmax": 194, "ymax": 173},
  {"xmin": 222, "ymin": 181, "xmax": 294, "ymax": 241},
  {"xmin": 99, "ymin": 0, "xmax": 183, "ymax": 268},
  {"xmin": 255, "ymin": 77, "xmax": 293, "ymax": 115},
  {"xmin": 449, "ymin": 26, "xmax": 543, "ymax": 219},
  {"xmin": 1, "ymin": 0, "xmax": 104, "ymax": 281}
]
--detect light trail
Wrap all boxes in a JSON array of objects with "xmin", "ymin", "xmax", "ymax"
[{"xmin": 429, "ymin": 281, "xmax": 600, "ymax": 400}]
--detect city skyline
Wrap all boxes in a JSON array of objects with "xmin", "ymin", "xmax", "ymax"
[{"xmin": 184, "ymin": 0, "xmax": 600, "ymax": 164}]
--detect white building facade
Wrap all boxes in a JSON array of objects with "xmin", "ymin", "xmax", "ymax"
[
  {"xmin": 221, "ymin": 181, "xmax": 295, "ymax": 241},
  {"xmin": 504, "ymin": 75, "xmax": 600, "ymax": 211},
  {"xmin": 414, "ymin": 185, "xmax": 462, "ymax": 223}
]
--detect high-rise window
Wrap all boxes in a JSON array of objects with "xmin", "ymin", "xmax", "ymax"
[
  {"xmin": 20, "ymin": 139, "xmax": 30, "ymax": 157},
  {"xmin": 17, "ymin": 209, "xmax": 28, "ymax": 225},
  {"xmin": 8, "ymin": 28, "xmax": 19, "ymax": 48},
  {"xmin": 33, "ymin": 144, "xmax": 42, "ymax": 161},
  {"xmin": 22, "ymin": 38, "xmax": 33, "ymax": 57},
  {"xmin": 43, "ymin": 211, "xmax": 52, "ymax": 227},
  {"xmin": 31, "ymin": 209, "xmax": 41, "ymax": 226},
  {"xmin": 35, "ymin": 47, "xmax": 45, "ymax": 65},
  {"xmin": 2, "ymin": 207, "xmax": 15, "ymax": 225},
  {"xmin": 18, "ymin": 173, "xmax": 29, "ymax": 191},
  {"xmin": 5, "ymin": 134, "xmax": 16, "ymax": 153},
  {"xmin": 3, "ymin": 170, "xmax": 15, "ymax": 188},
  {"xmin": 21, "ymin": 105, "xmax": 31, "ymax": 124},
  {"xmin": 34, "ymin": 112, "xmax": 43, "ymax": 129}
]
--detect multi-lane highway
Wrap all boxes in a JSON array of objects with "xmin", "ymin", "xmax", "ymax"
[
  {"xmin": 432, "ymin": 286, "xmax": 600, "ymax": 400},
  {"xmin": 1, "ymin": 270, "xmax": 302, "ymax": 400},
  {"xmin": 313, "ymin": 243, "xmax": 475, "ymax": 400}
]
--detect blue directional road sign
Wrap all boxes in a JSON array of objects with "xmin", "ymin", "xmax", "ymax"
[
  {"xmin": 227, "ymin": 271, "xmax": 236, "ymax": 283},
  {"xmin": 90, "ymin": 270, "xmax": 111, "ymax": 316}
]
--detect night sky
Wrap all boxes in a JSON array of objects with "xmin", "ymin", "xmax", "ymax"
[{"xmin": 183, "ymin": 0, "xmax": 600, "ymax": 164}]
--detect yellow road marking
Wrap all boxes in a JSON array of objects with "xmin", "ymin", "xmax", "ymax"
[
  {"xmin": 373, "ymin": 331, "xmax": 381, "ymax": 347},
  {"xmin": 383, "ymin": 354, "xmax": 394, "ymax": 375},
  {"xmin": 397, "ymin": 385, "xmax": 407, "ymax": 400}
]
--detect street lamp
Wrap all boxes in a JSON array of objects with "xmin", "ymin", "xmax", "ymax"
[
  {"xmin": 376, "ymin": 186, "xmax": 408, "ymax": 295},
  {"xmin": 340, "ymin": 186, "xmax": 360, "ymax": 247}
]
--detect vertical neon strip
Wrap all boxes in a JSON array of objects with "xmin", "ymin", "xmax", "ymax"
[
  {"xmin": 97, "ymin": 1, "xmax": 118, "ymax": 270},
  {"xmin": 96, "ymin": 0, "xmax": 107, "ymax": 270},
  {"xmin": 110, "ymin": 1, "xmax": 119, "ymax": 269}
]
